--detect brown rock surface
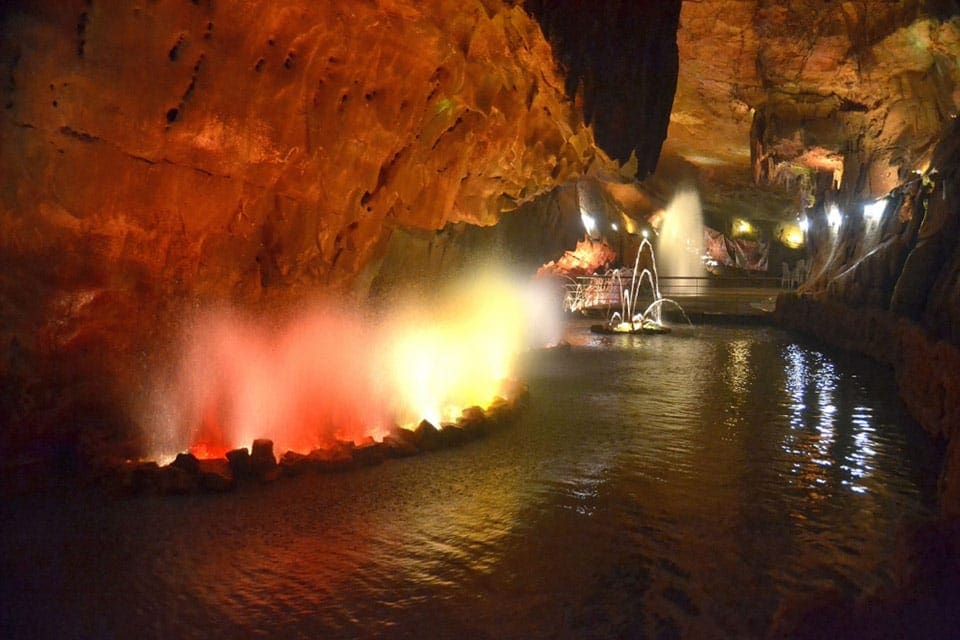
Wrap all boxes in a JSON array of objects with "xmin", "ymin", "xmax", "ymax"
[
  {"xmin": 0, "ymin": 0, "xmax": 617, "ymax": 465},
  {"xmin": 653, "ymin": 1, "xmax": 960, "ymax": 224}
]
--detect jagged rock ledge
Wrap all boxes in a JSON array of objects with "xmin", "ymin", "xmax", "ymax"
[
  {"xmin": 116, "ymin": 383, "xmax": 528, "ymax": 497},
  {"xmin": 774, "ymin": 293, "xmax": 960, "ymax": 519}
]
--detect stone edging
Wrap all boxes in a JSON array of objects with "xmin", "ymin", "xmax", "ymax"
[{"xmin": 116, "ymin": 383, "xmax": 529, "ymax": 497}]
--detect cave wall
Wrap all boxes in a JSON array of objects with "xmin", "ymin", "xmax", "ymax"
[
  {"xmin": 776, "ymin": 120, "xmax": 960, "ymax": 517},
  {"xmin": 0, "ymin": 0, "xmax": 630, "ymax": 467}
]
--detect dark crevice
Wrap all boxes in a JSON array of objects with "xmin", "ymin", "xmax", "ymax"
[
  {"xmin": 431, "ymin": 117, "xmax": 463, "ymax": 150},
  {"xmin": 77, "ymin": 11, "xmax": 88, "ymax": 58},
  {"xmin": 58, "ymin": 126, "xmax": 99, "ymax": 143},
  {"xmin": 525, "ymin": 0, "xmax": 682, "ymax": 177},
  {"xmin": 168, "ymin": 35, "xmax": 184, "ymax": 62}
]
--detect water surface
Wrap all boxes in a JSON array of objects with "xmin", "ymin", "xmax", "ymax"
[{"xmin": 0, "ymin": 324, "xmax": 940, "ymax": 638}]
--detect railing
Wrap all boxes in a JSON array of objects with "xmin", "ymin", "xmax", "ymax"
[{"xmin": 564, "ymin": 274, "xmax": 790, "ymax": 314}]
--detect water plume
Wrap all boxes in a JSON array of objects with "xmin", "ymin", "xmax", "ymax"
[
  {"xmin": 142, "ymin": 272, "xmax": 558, "ymax": 460},
  {"xmin": 657, "ymin": 188, "xmax": 705, "ymax": 278}
]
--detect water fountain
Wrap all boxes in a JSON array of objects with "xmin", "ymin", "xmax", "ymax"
[
  {"xmin": 589, "ymin": 237, "xmax": 690, "ymax": 335},
  {"xmin": 657, "ymin": 187, "xmax": 705, "ymax": 279}
]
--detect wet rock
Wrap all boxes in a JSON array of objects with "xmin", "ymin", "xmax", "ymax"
[
  {"xmin": 225, "ymin": 447, "xmax": 252, "ymax": 478},
  {"xmin": 391, "ymin": 427, "xmax": 418, "ymax": 447},
  {"xmin": 119, "ymin": 460, "xmax": 160, "ymax": 495},
  {"xmin": 381, "ymin": 434, "xmax": 418, "ymax": 458},
  {"xmin": 413, "ymin": 419, "xmax": 442, "ymax": 451},
  {"xmin": 439, "ymin": 423, "xmax": 465, "ymax": 447},
  {"xmin": 279, "ymin": 451, "xmax": 310, "ymax": 476},
  {"xmin": 354, "ymin": 441, "xmax": 385, "ymax": 466},
  {"xmin": 198, "ymin": 458, "xmax": 234, "ymax": 492},
  {"xmin": 308, "ymin": 443, "xmax": 355, "ymax": 472},
  {"xmin": 159, "ymin": 464, "xmax": 199, "ymax": 495},
  {"xmin": 250, "ymin": 439, "xmax": 277, "ymax": 477},
  {"xmin": 485, "ymin": 397, "xmax": 515, "ymax": 425},
  {"xmin": 170, "ymin": 452, "xmax": 200, "ymax": 476},
  {"xmin": 457, "ymin": 405, "xmax": 488, "ymax": 439}
]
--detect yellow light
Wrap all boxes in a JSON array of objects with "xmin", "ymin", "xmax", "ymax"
[
  {"xmin": 779, "ymin": 222, "xmax": 805, "ymax": 249},
  {"xmin": 385, "ymin": 275, "xmax": 526, "ymax": 428},
  {"xmin": 732, "ymin": 218, "xmax": 754, "ymax": 237}
]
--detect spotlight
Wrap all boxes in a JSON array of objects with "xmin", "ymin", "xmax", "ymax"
[
  {"xmin": 827, "ymin": 204, "xmax": 843, "ymax": 229},
  {"xmin": 798, "ymin": 216, "xmax": 809, "ymax": 232},
  {"xmin": 610, "ymin": 222, "xmax": 619, "ymax": 232},
  {"xmin": 641, "ymin": 229, "xmax": 649, "ymax": 239},
  {"xmin": 863, "ymin": 199, "xmax": 887, "ymax": 222},
  {"xmin": 580, "ymin": 211, "xmax": 597, "ymax": 237}
]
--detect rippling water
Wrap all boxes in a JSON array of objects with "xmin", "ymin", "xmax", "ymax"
[{"xmin": 0, "ymin": 324, "xmax": 941, "ymax": 639}]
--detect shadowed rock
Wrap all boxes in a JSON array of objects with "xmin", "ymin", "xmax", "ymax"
[
  {"xmin": 279, "ymin": 451, "xmax": 310, "ymax": 476},
  {"xmin": 170, "ymin": 452, "xmax": 200, "ymax": 476},
  {"xmin": 119, "ymin": 460, "xmax": 160, "ymax": 495},
  {"xmin": 160, "ymin": 464, "xmax": 198, "ymax": 495},
  {"xmin": 354, "ymin": 441, "xmax": 385, "ymax": 466},
  {"xmin": 413, "ymin": 419, "xmax": 442, "ymax": 451},
  {"xmin": 250, "ymin": 439, "xmax": 277, "ymax": 477},
  {"xmin": 198, "ymin": 458, "xmax": 234, "ymax": 492},
  {"xmin": 439, "ymin": 423, "xmax": 465, "ymax": 447},
  {"xmin": 225, "ymin": 448, "xmax": 252, "ymax": 478}
]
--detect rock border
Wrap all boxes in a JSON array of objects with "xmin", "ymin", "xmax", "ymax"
[{"xmin": 116, "ymin": 384, "xmax": 528, "ymax": 496}]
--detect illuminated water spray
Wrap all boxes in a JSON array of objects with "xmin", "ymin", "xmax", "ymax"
[
  {"xmin": 657, "ymin": 188, "xmax": 705, "ymax": 278},
  {"xmin": 143, "ymin": 273, "xmax": 559, "ymax": 461},
  {"xmin": 595, "ymin": 236, "xmax": 690, "ymax": 334}
]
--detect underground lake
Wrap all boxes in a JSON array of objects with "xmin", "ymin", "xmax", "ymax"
[{"xmin": 0, "ymin": 322, "xmax": 942, "ymax": 639}]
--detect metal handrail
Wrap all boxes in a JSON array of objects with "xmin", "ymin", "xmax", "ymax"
[{"xmin": 563, "ymin": 274, "xmax": 789, "ymax": 313}]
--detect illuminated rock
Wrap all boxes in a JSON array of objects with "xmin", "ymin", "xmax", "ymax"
[
  {"xmin": 381, "ymin": 434, "xmax": 418, "ymax": 458},
  {"xmin": 457, "ymin": 405, "xmax": 488, "ymax": 439},
  {"xmin": 0, "ymin": 0, "xmax": 626, "ymax": 466},
  {"xmin": 307, "ymin": 443, "xmax": 355, "ymax": 473}
]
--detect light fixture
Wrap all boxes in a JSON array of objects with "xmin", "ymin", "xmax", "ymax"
[
  {"xmin": 732, "ymin": 218, "xmax": 754, "ymax": 237},
  {"xmin": 798, "ymin": 216, "xmax": 809, "ymax": 232},
  {"xmin": 641, "ymin": 229, "xmax": 649, "ymax": 239},
  {"xmin": 863, "ymin": 199, "xmax": 887, "ymax": 221},
  {"xmin": 580, "ymin": 211, "xmax": 597, "ymax": 237},
  {"xmin": 827, "ymin": 204, "xmax": 843, "ymax": 229},
  {"xmin": 610, "ymin": 222, "xmax": 619, "ymax": 232}
]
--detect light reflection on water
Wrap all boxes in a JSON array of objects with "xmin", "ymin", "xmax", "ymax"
[{"xmin": 0, "ymin": 323, "xmax": 941, "ymax": 639}]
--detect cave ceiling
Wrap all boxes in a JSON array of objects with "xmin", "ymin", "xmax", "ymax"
[{"xmin": 650, "ymin": 0, "xmax": 960, "ymax": 226}]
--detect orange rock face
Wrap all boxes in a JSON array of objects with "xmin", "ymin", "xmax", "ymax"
[
  {"xmin": 0, "ymin": 0, "xmax": 617, "ymax": 461},
  {"xmin": 656, "ymin": 0, "xmax": 960, "ymax": 221}
]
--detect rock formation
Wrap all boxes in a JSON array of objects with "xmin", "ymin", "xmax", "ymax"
[{"xmin": 0, "ymin": 0, "xmax": 642, "ymax": 468}]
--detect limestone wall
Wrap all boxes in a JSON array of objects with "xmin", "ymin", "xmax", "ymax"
[
  {"xmin": 775, "ymin": 121, "xmax": 960, "ymax": 517},
  {"xmin": 0, "ymin": 0, "xmax": 621, "ymax": 466}
]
